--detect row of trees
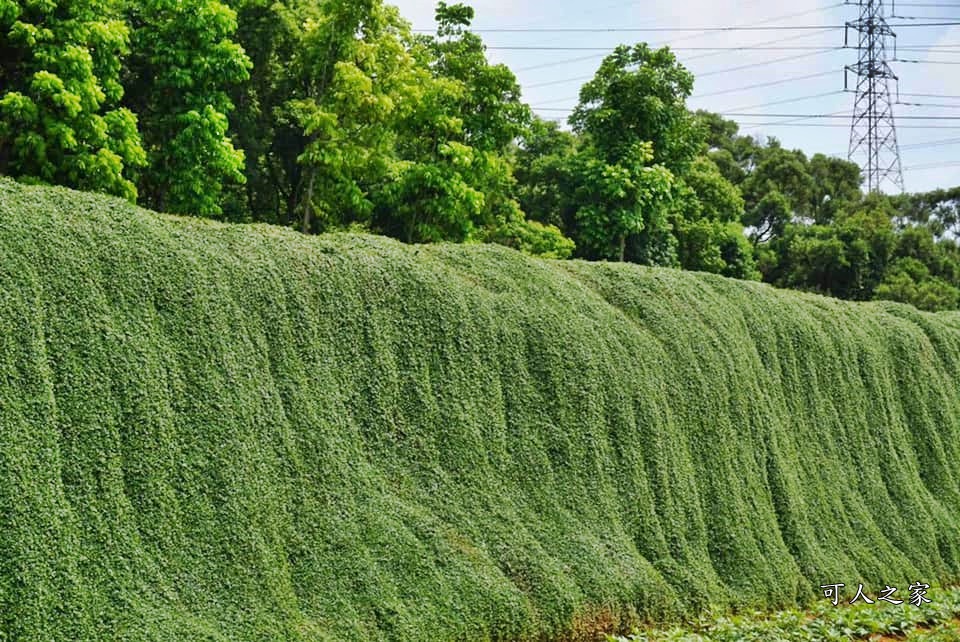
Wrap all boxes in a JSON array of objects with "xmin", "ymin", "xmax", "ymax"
[
  {"xmin": 0, "ymin": 0, "xmax": 555, "ymax": 247},
  {"xmin": 696, "ymin": 114, "xmax": 960, "ymax": 310},
  {"xmin": 2, "ymin": 0, "xmax": 959, "ymax": 309}
]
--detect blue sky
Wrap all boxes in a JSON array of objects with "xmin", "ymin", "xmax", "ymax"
[{"xmin": 391, "ymin": 0, "xmax": 960, "ymax": 194}]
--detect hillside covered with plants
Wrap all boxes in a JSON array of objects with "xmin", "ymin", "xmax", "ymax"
[{"xmin": 2, "ymin": 179, "xmax": 960, "ymax": 640}]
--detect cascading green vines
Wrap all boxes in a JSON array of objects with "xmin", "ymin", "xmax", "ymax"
[{"xmin": 1, "ymin": 177, "xmax": 959, "ymax": 641}]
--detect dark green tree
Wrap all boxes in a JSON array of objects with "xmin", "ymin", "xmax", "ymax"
[
  {"xmin": 288, "ymin": 0, "xmax": 424, "ymax": 234},
  {"xmin": 560, "ymin": 46, "xmax": 753, "ymax": 274},
  {"xmin": 514, "ymin": 118, "xmax": 579, "ymax": 233},
  {"xmin": 124, "ymin": 0, "xmax": 251, "ymax": 217},
  {"xmin": 898, "ymin": 186, "xmax": 960, "ymax": 240},
  {"xmin": 570, "ymin": 141, "xmax": 675, "ymax": 262},
  {"xmin": 740, "ymin": 143, "xmax": 815, "ymax": 223},
  {"xmin": 876, "ymin": 258, "xmax": 960, "ymax": 311},
  {"xmin": 807, "ymin": 153, "xmax": 863, "ymax": 225},
  {"xmin": 571, "ymin": 44, "xmax": 701, "ymax": 173},
  {"xmin": 226, "ymin": 0, "xmax": 302, "ymax": 223},
  {"xmin": 769, "ymin": 194, "xmax": 897, "ymax": 300},
  {"xmin": 745, "ymin": 191, "xmax": 792, "ymax": 246},
  {"xmin": 673, "ymin": 156, "xmax": 758, "ymax": 279},
  {"xmin": 430, "ymin": 2, "xmax": 530, "ymax": 154},
  {"xmin": 373, "ymin": 1, "xmax": 569, "ymax": 253}
]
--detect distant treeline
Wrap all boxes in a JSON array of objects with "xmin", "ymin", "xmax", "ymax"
[{"xmin": 1, "ymin": 0, "xmax": 958, "ymax": 308}]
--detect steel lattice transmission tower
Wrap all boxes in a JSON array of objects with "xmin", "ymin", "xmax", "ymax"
[{"xmin": 845, "ymin": 0, "xmax": 905, "ymax": 193}]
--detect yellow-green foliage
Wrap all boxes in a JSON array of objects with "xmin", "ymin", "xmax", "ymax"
[{"xmin": 1, "ymin": 178, "xmax": 960, "ymax": 641}]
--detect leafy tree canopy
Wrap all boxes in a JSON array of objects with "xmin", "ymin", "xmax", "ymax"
[
  {"xmin": 124, "ymin": 0, "xmax": 251, "ymax": 217},
  {"xmin": 0, "ymin": 0, "xmax": 145, "ymax": 199}
]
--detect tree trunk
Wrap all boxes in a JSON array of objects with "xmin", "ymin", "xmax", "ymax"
[
  {"xmin": 618, "ymin": 234, "xmax": 626, "ymax": 262},
  {"xmin": 301, "ymin": 170, "xmax": 316, "ymax": 234}
]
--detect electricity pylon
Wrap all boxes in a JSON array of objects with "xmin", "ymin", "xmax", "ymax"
[{"xmin": 845, "ymin": 0, "xmax": 905, "ymax": 193}]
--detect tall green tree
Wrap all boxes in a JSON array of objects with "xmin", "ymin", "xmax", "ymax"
[
  {"xmin": 375, "ymin": 1, "xmax": 538, "ymax": 244},
  {"xmin": 570, "ymin": 43, "xmax": 701, "ymax": 173},
  {"xmin": 288, "ymin": 0, "xmax": 422, "ymax": 233},
  {"xmin": 571, "ymin": 141, "xmax": 674, "ymax": 262},
  {"xmin": 372, "ymin": 1, "xmax": 565, "ymax": 251},
  {"xmin": 807, "ymin": 153, "xmax": 862, "ymax": 224},
  {"xmin": 872, "ymin": 218, "xmax": 960, "ymax": 311},
  {"xmin": 227, "ymin": 0, "xmax": 302, "ymax": 223},
  {"xmin": 556, "ymin": 45, "xmax": 754, "ymax": 275},
  {"xmin": 123, "ymin": 0, "xmax": 251, "ymax": 217},
  {"xmin": 673, "ymin": 156, "xmax": 758, "ymax": 279},
  {"xmin": 429, "ymin": 2, "xmax": 530, "ymax": 155},
  {"xmin": 558, "ymin": 44, "xmax": 695, "ymax": 264},
  {"xmin": 224, "ymin": 0, "xmax": 394, "ymax": 230},
  {"xmin": 876, "ymin": 257, "xmax": 960, "ymax": 311},
  {"xmin": 768, "ymin": 194, "xmax": 897, "ymax": 300},
  {"xmin": 740, "ymin": 143, "xmax": 815, "ymax": 223},
  {"xmin": 514, "ymin": 118, "xmax": 579, "ymax": 232},
  {"xmin": 897, "ymin": 186, "xmax": 960, "ymax": 240},
  {"xmin": 745, "ymin": 191, "xmax": 792, "ymax": 246},
  {"xmin": 0, "ymin": 0, "xmax": 145, "ymax": 199}
]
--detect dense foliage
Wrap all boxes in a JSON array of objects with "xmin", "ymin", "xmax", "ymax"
[
  {"xmin": 3, "ymin": 179, "xmax": 960, "ymax": 640},
  {"xmin": 0, "ymin": 0, "xmax": 145, "ymax": 199},
  {"xmin": 2, "ymin": 0, "xmax": 958, "ymax": 306},
  {"xmin": 122, "ymin": 0, "xmax": 251, "ymax": 217},
  {"xmin": 697, "ymin": 115, "xmax": 960, "ymax": 311}
]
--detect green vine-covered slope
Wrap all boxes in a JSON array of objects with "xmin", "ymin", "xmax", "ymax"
[{"xmin": 2, "ymin": 178, "xmax": 960, "ymax": 641}]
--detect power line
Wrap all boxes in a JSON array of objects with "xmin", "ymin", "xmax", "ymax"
[
  {"xmin": 692, "ymin": 70, "xmax": 838, "ymax": 99},
  {"xmin": 532, "ymin": 109, "xmax": 960, "ymax": 121},
  {"xmin": 901, "ymin": 137, "xmax": 960, "ymax": 149},
  {"xmin": 738, "ymin": 123, "xmax": 960, "ymax": 128},
  {"xmin": 515, "ymin": 54, "xmax": 608, "ymax": 72},
  {"xmin": 504, "ymin": 9, "xmax": 845, "ymax": 57},
  {"xmin": 534, "ymin": 94, "xmax": 584, "ymax": 106},
  {"xmin": 524, "ymin": 48, "xmax": 843, "ymax": 90},
  {"xmin": 491, "ymin": 34, "xmax": 837, "ymax": 52},
  {"xmin": 486, "ymin": 43, "xmax": 960, "ymax": 52},
  {"xmin": 532, "ymin": 68, "xmax": 840, "ymax": 105},
  {"xmin": 526, "ymin": 75, "xmax": 594, "ymax": 90},
  {"xmin": 894, "ymin": 58, "xmax": 960, "ymax": 64},
  {"xmin": 829, "ymin": 135, "xmax": 960, "ymax": 155},
  {"xmin": 679, "ymin": 27, "xmax": 840, "ymax": 64},
  {"xmin": 503, "ymin": 45, "xmax": 958, "ymax": 83},
  {"xmin": 489, "ymin": 46, "xmax": 645, "ymax": 51},
  {"xmin": 653, "ymin": 3, "xmax": 845, "ymax": 52},
  {"xmin": 525, "ymin": 0, "xmax": 779, "ymax": 37},
  {"xmin": 414, "ymin": 21, "xmax": 960, "ymax": 33},
  {"xmin": 724, "ymin": 113, "xmax": 960, "ymax": 119},
  {"xmin": 898, "ymin": 91, "xmax": 960, "ymax": 98},
  {"xmin": 737, "ymin": 109, "xmax": 851, "ymax": 128},
  {"xmin": 726, "ymin": 91, "xmax": 847, "ymax": 112},
  {"xmin": 698, "ymin": 48, "xmax": 843, "ymax": 77},
  {"xmin": 903, "ymin": 160, "xmax": 960, "ymax": 171},
  {"xmin": 899, "ymin": 101, "xmax": 960, "ymax": 107},
  {"xmin": 660, "ymin": 45, "xmax": 844, "ymax": 50}
]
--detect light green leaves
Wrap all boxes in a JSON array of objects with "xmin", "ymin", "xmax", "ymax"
[{"xmin": 0, "ymin": 0, "xmax": 144, "ymax": 199}]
